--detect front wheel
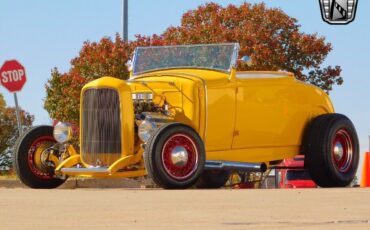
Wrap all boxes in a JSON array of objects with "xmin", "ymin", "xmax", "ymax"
[
  {"xmin": 144, "ymin": 123, "xmax": 205, "ymax": 189},
  {"xmin": 304, "ymin": 114, "xmax": 359, "ymax": 187},
  {"xmin": 13, "ymin": 126, "xmax": 66, "ymax": 189}
]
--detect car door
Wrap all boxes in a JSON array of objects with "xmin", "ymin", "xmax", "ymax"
[{"xmin": 232, "ymin": 74, "xmax": 308, "ymax": 149}]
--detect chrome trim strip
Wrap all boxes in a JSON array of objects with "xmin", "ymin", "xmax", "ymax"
[
  {"xmin": 61, "ymin": 167, "xmax": 109, "ymax": 173},
  {"xmin": 135, "ymin": 43, "xmax": 238, "ymax": 49},
  {"xmin": 127, "ymin": 80, "xmax": 176, "ymax": 85}
]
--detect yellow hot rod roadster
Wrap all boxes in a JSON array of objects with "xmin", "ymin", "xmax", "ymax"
[{"xmin": 14, "ymin": 43, "xmax": 359, "ymax": 189}]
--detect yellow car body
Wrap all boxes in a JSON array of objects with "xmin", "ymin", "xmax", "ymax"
[
  {"xmin": 17, "ymin": 43, "xmax": 358, "ymax": 189},
  {"xmin": 55, "ymin": 68, "xmax": 333, "ymax": 178}
]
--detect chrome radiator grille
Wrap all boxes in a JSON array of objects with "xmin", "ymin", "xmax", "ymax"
[{"xmin": 82, "ymin": 88, "xmax": 122, "ymax": 166}]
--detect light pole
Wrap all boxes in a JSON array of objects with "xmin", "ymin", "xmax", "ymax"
[{"xmin": 122, "ymin": 0, "xmax": 128, "ymax": 41}]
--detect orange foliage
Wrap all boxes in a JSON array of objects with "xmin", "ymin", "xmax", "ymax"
[{"xmin": 45, "ymin": 3, "xmax": 342, "ymax": 124}]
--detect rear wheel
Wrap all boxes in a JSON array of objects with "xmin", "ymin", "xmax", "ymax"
[
  {"xmin": 13, "ymin": 126, "xmax": 66, "ymax": 189},
  {"xmin": 144, "ymin": 123, "xmax": 205, "ymax": 189},
  {"xmin": 304, "ymin": 114, "xmax": 359, "ymax": 187},
  {"xmin": 196, "ymin": 170, "xmax": 230, "ymax": 189}
]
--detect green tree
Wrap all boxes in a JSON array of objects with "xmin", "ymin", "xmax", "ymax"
[{"xmin": 0, "ymin": 94, "xmax": 34, "ymax": 170}]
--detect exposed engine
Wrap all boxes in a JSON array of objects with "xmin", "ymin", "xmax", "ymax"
[
  {"xmin": 132, "ymin": 93, "xmax": 172, "ymax": 143},
  {"xmin": 133, "ymin": 93, "xmax": 162, "ymax": 116}
]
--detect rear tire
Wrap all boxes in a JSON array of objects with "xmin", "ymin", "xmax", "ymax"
[
  {"xmin": 13, "ymin": 126, "xmax": 66, "ymax": 189},
  {"xmin": 304, "ymin": 114, "xmax": 359, "ymax": 187},
  {"xmin": 195, "ymin": 170, "xmax": 230, "ymax": 189},
  {"xmin": 144, "ymin": 123, "xmax": 205, "ymax": 189}
]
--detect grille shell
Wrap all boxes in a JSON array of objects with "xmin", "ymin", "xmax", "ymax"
[{"xmin": 81, "ymin": 88, "xmax": 122, "ymax": 166}]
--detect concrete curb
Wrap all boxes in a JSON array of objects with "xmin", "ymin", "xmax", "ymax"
[{"xmin": 0, "ymin": 177, "xmax": 156, "ymax": 189}]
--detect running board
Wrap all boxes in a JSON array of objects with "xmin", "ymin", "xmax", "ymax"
[{"xmin": 205, "ymin": 161, "xmax": 267, "ymax": 172}]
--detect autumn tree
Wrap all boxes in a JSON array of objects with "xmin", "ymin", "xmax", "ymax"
[
  {"xmin": 161, "ymin": 3, "xmax": 342, "ymax": 91},
  {"xmin": 0, "ymin": 94, "xmax": 34, "ymax": 171},
  {"xmin": 45, "ymin": 2, "xmax": 342, "ymax": 125},
  {"xmin": 45, "ymin": 35, "xmax": 134, "ymax": 124},
  {"xmin": 44, "ymin": 34, "xmax": 164, "ymax": 124}
]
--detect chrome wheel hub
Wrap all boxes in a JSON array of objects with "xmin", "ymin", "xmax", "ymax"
[
  {"xmin": 333, "ymin": 142, "xmax": 344, "ymax": 161},
  {"xmin": 170, "ymin": 146, "xmax": 189, "ymax": 167},
  {"xmin": 332, "ymin": 129, "xmax": 354, "ymax": 173}
]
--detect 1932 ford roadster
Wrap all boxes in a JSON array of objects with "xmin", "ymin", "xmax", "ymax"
[{"xmin": 14, "ymin": 43, "xmax": 359, "ymax": 189}]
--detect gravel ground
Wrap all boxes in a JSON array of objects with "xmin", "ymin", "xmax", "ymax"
[{"xmin": 0, "ymin": 188, "xmax": 369, "ymax": 230}]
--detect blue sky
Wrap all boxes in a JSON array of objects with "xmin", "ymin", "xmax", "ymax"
[{"xmin": 0, "ymin": 0, "xmax": 369, "ymax": 166}]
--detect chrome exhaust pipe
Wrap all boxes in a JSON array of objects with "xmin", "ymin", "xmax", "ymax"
[{"xmin": 205, "ymin": 160, "xmax": 267, "ymax": 172}]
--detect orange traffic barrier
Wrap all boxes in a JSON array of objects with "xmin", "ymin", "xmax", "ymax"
[{"xmin": 360, "ymin": 152, "xmax": 370, "ymax": 187}]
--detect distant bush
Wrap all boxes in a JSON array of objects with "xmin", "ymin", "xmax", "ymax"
[
  {"xmin": 0, "ymin": 94, "xmax": 34, "ymax": 173},
  {"xmin": 0, "ymin": 147, "xmax": 12, "ymax": 172}
]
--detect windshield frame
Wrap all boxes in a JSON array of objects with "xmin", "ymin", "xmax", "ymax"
[{"xmin": 131, "ymin": 43, "xmax": 240, "ymax": 76}]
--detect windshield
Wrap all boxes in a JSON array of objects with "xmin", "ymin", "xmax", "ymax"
[
  {"xmin": 286, "ymin": 170, "xmax": 312, "ymax": 181},
  {"xmin": 132, "ymin": 43, "xmax": 239, "ymax": 75}
]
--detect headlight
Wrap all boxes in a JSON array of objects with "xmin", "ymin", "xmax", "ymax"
[
  {"xmin": 138, "ymin": 120, "xmax": 156, "ymax": 143},
  {"xmin": 53, "ymin": 122, "xmax": 73, "ymax": 143}
]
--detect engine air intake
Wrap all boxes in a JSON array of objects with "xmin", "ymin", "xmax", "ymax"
[{"xmin": 82, "ymin": 88, "xmax": 122, "ymax": 166}]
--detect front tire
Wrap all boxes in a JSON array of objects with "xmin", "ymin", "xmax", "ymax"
[
  {"xmin": 13, "ymin": 126, "xmax": 66, "ymax": 189},
  {"xmin": 304, "ymin": 114, "xmax": 359, "ymax": 187},
  {"xmin": 144, "ymin": 123, "xmax": 205, "ymax": 189}
]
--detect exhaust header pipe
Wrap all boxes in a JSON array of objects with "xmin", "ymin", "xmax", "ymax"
[{"xmin": 205, "ymin": 160, "xmax": 267, "ymax": 172}]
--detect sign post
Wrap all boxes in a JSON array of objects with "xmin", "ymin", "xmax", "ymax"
[
  {"xmin": 122, "ymin": 0, "xmax": 128, "ymax": 41},
  {"xmin": 13, "ymin": 93, "xmax": 22, "ymax": 135},
  {"xmin": 0, "ymin": 60, "xmax": 27, "ymax": 136}
]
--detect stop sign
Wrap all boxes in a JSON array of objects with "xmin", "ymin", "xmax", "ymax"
[{"xmin": 0, "ymin": 60, "xmax": 27, "ymax": 93}]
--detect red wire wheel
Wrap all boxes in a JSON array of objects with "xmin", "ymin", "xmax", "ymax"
[
  {"xmin": 27, "ymin": 136, "xmax": 55, "ymax": 180},
  {"xmin": 144, "ymin": 123, "xmax": 205, "ymax": 189},
  {"xmin": 161, "ymin": 134, "xmax": 199, "ymax": 180},
  {"xmin": 332, "ymin": 129, "xmax": 353, "ymax": 173},
  {"xmin": 14, "ymin": 126, "xmax": 66, "ymax": 189},
  {"xmin": 304, "ymin": 114, "xmax": 359, "ymax": 188}
]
